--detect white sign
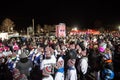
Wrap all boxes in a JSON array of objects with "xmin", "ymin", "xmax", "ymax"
[{"xmin": 0, "ymin": 33, "xmax": 8, "ymax": 40}]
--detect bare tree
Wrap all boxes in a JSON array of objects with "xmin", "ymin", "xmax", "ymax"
[{"xmin": 1, "ymin": 18, "xmax": 15, "ymax": 32}]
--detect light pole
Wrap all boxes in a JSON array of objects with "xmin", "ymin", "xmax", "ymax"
[{"xmin": 32, "ymin": 18, "xmax": 34, "ymax": 35}]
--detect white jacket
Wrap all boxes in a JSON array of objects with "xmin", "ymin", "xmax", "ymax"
[{"xmin": 78, "ymin": 57, "xmax": 88, "ymax": 74}]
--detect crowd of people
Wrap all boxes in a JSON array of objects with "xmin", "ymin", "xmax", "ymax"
[{"xmin": 0, "ymin": 32, "xmax": 120, "ymax": 80}]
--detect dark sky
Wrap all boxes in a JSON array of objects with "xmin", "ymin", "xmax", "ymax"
[{"xmin": 0, "ymin": 0, "xmax": 120, "ymax": 29}]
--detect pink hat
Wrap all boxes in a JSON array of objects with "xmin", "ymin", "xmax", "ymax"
[
  {"xmin": 0, "ymin": 47, "xmax": 3, "ymax": 52},
  {"xmin": 13, "ymin": 43, "xmax": 19, "ymax": 50},
  {"xmin": 4, "ymin": 46, "xmax": 9, "ymax": 51},
  {"xmin": 99, "ymin": 42, "xmax": 107, "ymax": 52},
  {"xmin": 99, "ymin": 47, "xmax": 105, "ymax": 53}
]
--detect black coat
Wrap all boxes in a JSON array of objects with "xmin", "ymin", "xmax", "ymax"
[{"xmin": 0, "ymin": 63, "xmax": 13, "ymax": 80}]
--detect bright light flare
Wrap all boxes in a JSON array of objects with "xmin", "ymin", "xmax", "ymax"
[
  {"xmin": 72, "ymin": 27, "xmax": 78, "ymax": 31},
  {"xmin": 118, "ymin": 26, "xmax": 120, "ymax": 31}
]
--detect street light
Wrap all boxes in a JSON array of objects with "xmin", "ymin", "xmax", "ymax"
[{"xmin": 72, "ymin": 27, "xmax": 78, "ymax": 31}]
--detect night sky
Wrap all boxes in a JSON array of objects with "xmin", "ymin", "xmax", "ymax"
[{"xmin": 0, "ymin": 0, "xmax": 120, "ymax": 29}]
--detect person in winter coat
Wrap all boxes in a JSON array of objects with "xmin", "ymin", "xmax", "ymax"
[
  {"xmin": 0, "ymin": 56, "xmax": 13, "ymax": 80},
  {"xmin": 113, "ymin": 44, "xmax": 120, "ymax": 79},
  {"xmin": 65, "ymin": 41, "xmax": 77, "ymax": 80},
  {"xmin": 40, "ymin": 46, "xmax": 56, "ymax": 80},
  {"xmin": 77, "ymin": 50, "xmax": 88, "ymax": 80},
  {"xmin": 54, "ymin": 48, "xmax": 65, "ymax": 80},
  {"xmin": 16, "ymin": 51, "xmax": 33, "ymax": 80}
]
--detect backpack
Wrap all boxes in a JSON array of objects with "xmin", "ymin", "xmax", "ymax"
[{"xmin": 101, "ymin": 68, "xmax": 114, "ymax": 80}]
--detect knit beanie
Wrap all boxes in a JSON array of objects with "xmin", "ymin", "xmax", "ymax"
[{"xmin": 99, "ymin": 42, "xmax": 107, "ymax": 52}]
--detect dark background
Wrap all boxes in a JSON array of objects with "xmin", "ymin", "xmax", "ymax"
[{"xmin": 0, "ymin": 0, "xmax": 120, "ymax": 29}]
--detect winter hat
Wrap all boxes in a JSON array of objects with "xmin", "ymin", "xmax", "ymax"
[
  {"xmin": 0, "ymin": 47, "xmax": 3, "ymax": 52},
  {"xmin": 99, "ymin": 42, "xmax": 107, "ymax": 52},
  {"xmin": 4, "ymin": 46, "xmax": 9, "ymax": 51},
  {"xmin": 13, "ymin": 43, "xmax": 19, "ymax": 51},
  {"xmin": 19, "ymin": 52, "xmax": 28, "ymax": 58}
]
